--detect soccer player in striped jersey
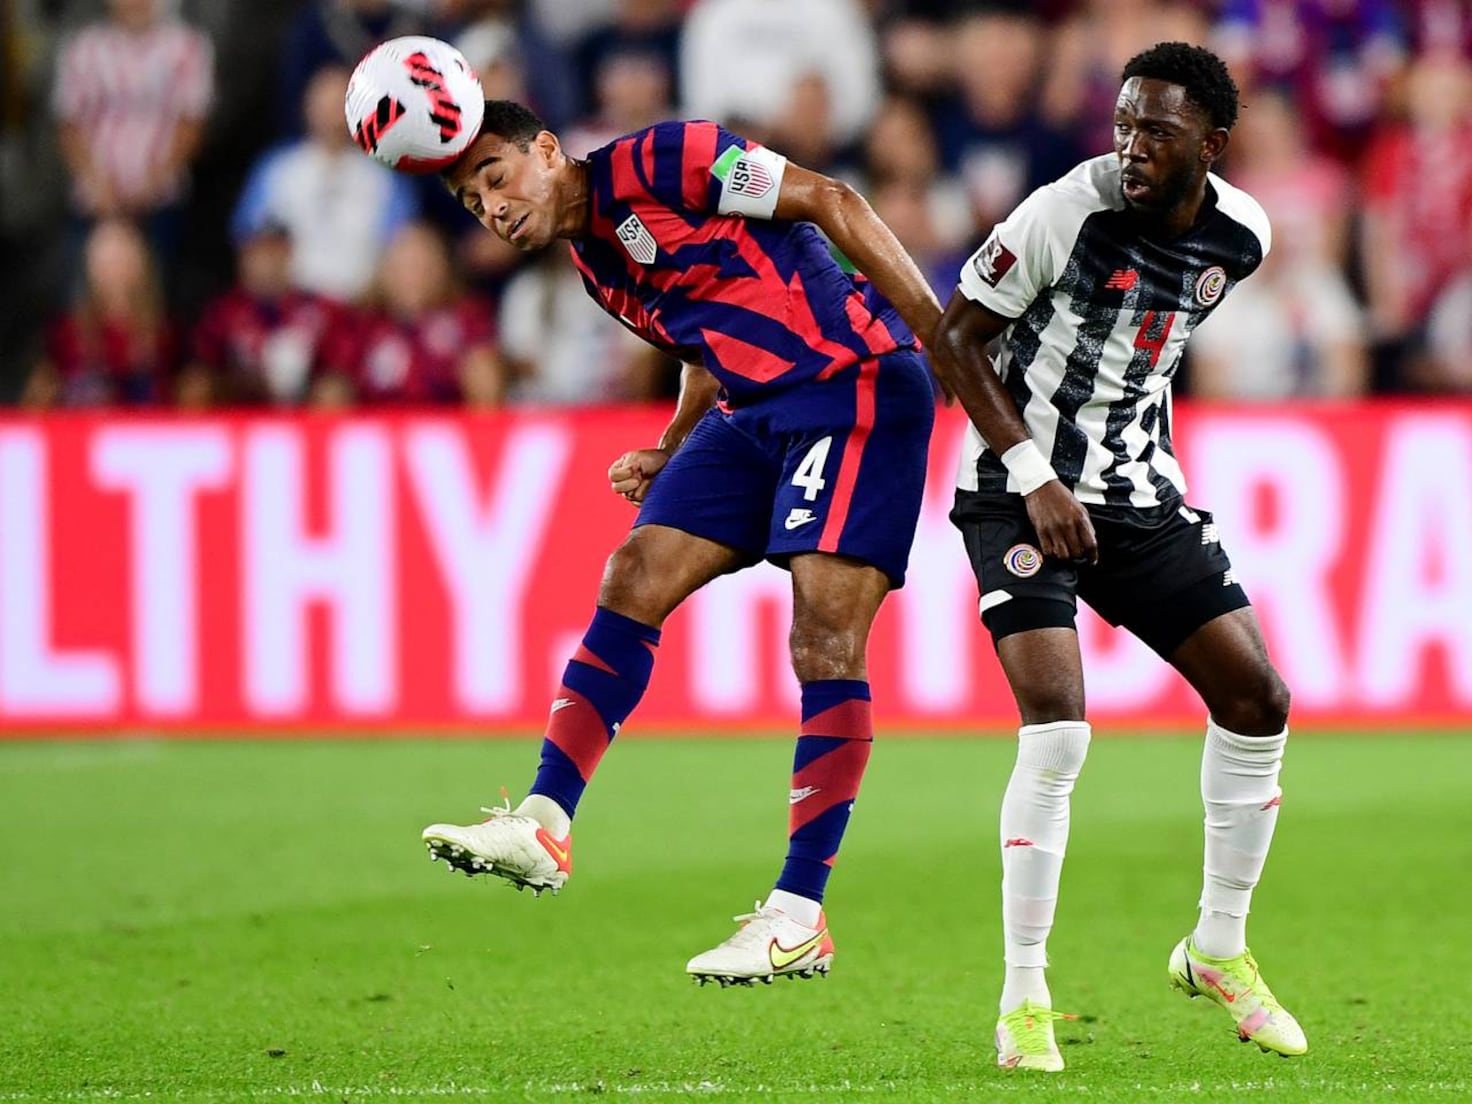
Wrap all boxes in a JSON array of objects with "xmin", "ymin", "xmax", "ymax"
[
  {"xmin": 930, "ymin": 44, "xmax": 1306, "ymax": 1069},
  {"xmin": 419, "ymin": 102, "xmax": 941, "ymax": 985}
]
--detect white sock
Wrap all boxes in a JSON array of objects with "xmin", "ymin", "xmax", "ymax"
[
  {"xmin": 1194, "ymin": 719, "xmax": 1286, "ymax": 960},
  {"xmin": 764, "ymin": 888, "xmax": 822, "ymax": 928},
  {"xmin": 516, "ymin": 794, "xmax": 571, "ymax": 838},
  {"xmin": 999, "ymin": 720, "xmax": 1091, "ymax": 1014}
]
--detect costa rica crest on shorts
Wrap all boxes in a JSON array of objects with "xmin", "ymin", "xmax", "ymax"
[
  {"xmin": 1004, "ymin": 543, "xmax": 1042, "ymax": 578},
  {"xmin": 1194, "ymin": 266, "xmax": 1227, "ymax": 307}
]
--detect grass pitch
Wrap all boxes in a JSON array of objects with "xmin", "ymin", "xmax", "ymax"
[{"xmin": 2, "ymin": 731, "xmax": 1470, "ymax": 1103}]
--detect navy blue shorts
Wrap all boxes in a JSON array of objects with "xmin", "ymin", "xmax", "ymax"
[{"xmin": 636, "ymin": 350, "xmax": 935, "ymax": 588}]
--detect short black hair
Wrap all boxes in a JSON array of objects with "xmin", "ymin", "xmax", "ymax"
[
  {"xmin": 1121, "ymin": 42, "xmax": 1239, "ymax": 131},
  {"xmin": 478, "ymin": 99, "xmax": 546, "ymax": 148}
]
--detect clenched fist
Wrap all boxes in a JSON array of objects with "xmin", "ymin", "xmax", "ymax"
[{"xmin": 608, "ymin": 447, "xmax": 671, "ymax": 505}]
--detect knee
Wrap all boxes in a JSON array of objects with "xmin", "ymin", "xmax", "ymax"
[
  {"xmin": 1015, "ymin": 685, "xmax": 1087, "ymax": 727},
  {"xmin": 597, "ymin": 537, "xmax": 663, "ymax": 623},
  {"xmin": 1210, "ymin": 668, "xmax": 1291, "ymax": 736}
]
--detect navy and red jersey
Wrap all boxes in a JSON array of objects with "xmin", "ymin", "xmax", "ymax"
[
  {"xmin": 45, "ymin": 313, "xmax": 180, "ymax": 406},
  {"xmin": 569, "ymin": 121, "xmax": 917, "ymax": 404},
  {"xmin": 192, "ymin": 288, "xmax": 340, "ymax": 404},
  {"xmin": 319, "ymin": 297, "xmax": 497, "ymax": 405}
]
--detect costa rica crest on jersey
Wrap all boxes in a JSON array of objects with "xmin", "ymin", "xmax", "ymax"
[
  {"xmin": 616, "ymin": 213, "xmax": 658, "ymax": 265},
  {"xmin": 1194, "ymin": 266, "xmax": 1227, "ymax": 307},
  {"xmin": 1003, "ymin": 543, "xmax": 1043, "ymax": 578}
]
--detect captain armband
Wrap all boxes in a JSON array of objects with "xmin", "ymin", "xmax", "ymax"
[{"xmin": 712, "ymin": 144, "xmax": 787, "ymax": 219}]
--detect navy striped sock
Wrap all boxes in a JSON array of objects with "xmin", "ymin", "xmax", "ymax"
[
  {"xmin": 529, "ymin": 607, "xmax": 660, "ymax": 818},
  {"xmin": 775, "ymin": 679, "xmax": 874, "ymax": 903}
]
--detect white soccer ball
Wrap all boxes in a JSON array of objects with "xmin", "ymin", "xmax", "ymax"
[{"xmin": 345, "ymin": 36, "xmax": 485, "ymax": 173}]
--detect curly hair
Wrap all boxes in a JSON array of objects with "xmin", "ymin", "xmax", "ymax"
[
  {"xmin": 1121, "ymin": 42, "xmax": 1240, "ymax": 131},
  {"xmin": 478, "ymin": 99, "xmax": 546, "ymax": 148}
]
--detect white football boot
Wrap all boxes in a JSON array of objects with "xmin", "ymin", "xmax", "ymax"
[
  {"xmin": 686, "ymin": 903, "xmax": 834, "ymax": 987},
  {"xmin": 422, "ymin": 801, "xmax": 572, "ymax": 895}
]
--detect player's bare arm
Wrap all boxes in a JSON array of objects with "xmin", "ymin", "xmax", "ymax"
[
  {"xmin": 932, "ymin": 293, "xmax": 1097, "ymax": 563},
  {"xmin": 609, "ymin": 362, "xmax": 719, "ymax": 504},
  {"xmin": 774, "ymin": 165, "xmax": 942, "ymax": 348}
]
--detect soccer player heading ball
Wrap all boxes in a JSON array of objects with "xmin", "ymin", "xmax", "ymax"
[
  {"xmin": 931, "ymin": 42, "xmax": 1306, "ymax": 1070},
  {"xmin": 346, "ymin": 38, "xmax": 942, "ymax": 985}
]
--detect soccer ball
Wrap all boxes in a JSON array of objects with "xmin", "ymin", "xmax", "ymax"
[{"xmin": 345, "ymin": 36, "xmax": 485, "ymax": 173}]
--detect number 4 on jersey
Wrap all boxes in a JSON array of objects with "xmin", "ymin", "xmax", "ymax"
[
  {"xmin": 792, "ymin": 436, "xmax": 833, "ymax": 502},
  {"xmin": 1132, "ymin": 310, "xmax": 1176, "ymax": 370}
]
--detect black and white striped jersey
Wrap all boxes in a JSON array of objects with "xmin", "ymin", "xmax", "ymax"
[{"xmin": 955, "ymin": 154, "xmax": 1271, "ymax": 507}]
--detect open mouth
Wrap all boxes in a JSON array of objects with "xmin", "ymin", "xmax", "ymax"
[
  {"xmin": 507, "ymin": 214, "xmax": 529, "ymax": 242},
  {"xmin": 1121, "ymin": 171, "xmax": 1151, "ymax": 201}
]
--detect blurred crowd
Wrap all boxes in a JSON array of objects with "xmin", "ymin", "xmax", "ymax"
[{"xmin": 2, "ymin": 0, "xmax": 1470, "ymax": 410}]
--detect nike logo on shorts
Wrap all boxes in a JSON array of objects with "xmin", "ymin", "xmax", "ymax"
[{"xmin": 785, "ymin": 508, "xmax": 819, "ymax": 530}]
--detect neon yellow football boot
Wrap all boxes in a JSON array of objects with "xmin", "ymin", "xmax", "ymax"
[
  {"xmin": 995, "ymin": 1000, "xmax": 1076, "ymax": 1072},
  {"xmin": 1168, "ymin": 936, "xmax": 1307, "ymax": 1056}
]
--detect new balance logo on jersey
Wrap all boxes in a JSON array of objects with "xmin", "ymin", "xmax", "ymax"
[
  {"xmin": 1201, "ymin": 522, "xmax": 1219, "ymax": 546},
  {"xmin": 1104, "ymin": 268, "xmax": 1140, "ymax": 290},
  {"xmin": 784, "ymin": 507, "xmax": 819, "ymax": 530},
  {"xmin": 616, "ymin": 214, "xmax": 658, "ymax": 264},
  {"xmin": 973, "ymin": 234, "xmax": 1018, "ymax": 287}
]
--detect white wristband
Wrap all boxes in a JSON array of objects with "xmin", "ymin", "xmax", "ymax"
[{"xmin": 999, "ymin": 439, "xmax": 1058, "ymax": 496}]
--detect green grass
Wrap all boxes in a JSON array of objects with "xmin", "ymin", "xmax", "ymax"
[{"xmin": 2, "ymin": 732, "xmax": 1471, "ymax": 1102}]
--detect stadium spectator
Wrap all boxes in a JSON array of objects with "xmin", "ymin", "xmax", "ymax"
[
  {"xmin": 1042, "ymin": 0, "xmax": 1210, "ymax": 148},
  {"xmin": 1359, "ymin": 52, "xmax": 1472, "ymax": 378},
  {"xmin": 867, "ymin": 177, "xmax": 971, "ymax": 320},
  {"xmin": 1190, "ymin": 235, "xmax": 1369, "ymax": 400},
  {"xmin": 852, "ymin": 96, "xmax": 972, "ymax": 252},
  {"xmin": 450, "ymin": 2, "xmax": 579, "ymax": 128},
  {"xmin": 1224, "ymin": 90, "xmax": 1353, "ymax": 268},
  {"xmin": 1419, "ymin": 269, "xmax": 1472, "ymax": 391},
  {"xmin": 573, "ymin": 0, "xmax": 682, "ymax": 123},
  {"xmin": 498, "ymin": 251, "xmax": 673, "ymax": 404},
  {"xmin": 232, "ymin": 65, "xmax": 419, "ymax": 303},
  {"xmin": 181, "ymin": 222, "xmax": 343, "ymax": 407},
  {"xmin": 562, "ymin": 43, "xmax": 675, "ymax": 159},
  {"xmin": 455, "ymin": 15, "xmax": 527, "ymax": 104},
  {"xmin": 1402, "ymin": 0, "xmax": 1472, "ymax": 57},
  {"xmin": 317, "ymin": 222, "xmax": 504, "ymax": 405},
  {"xmin": 679, "ymin": 0, "xmax": 881, "ymax": 151},
  {"xmin": 1211, "ymin": 0, "xmax": 1405, "ymax": 162},
  {"xmin": 877, "ymin": 12, "xmax": 955, "ymax": 100},
  {"xmin": 932, "ymin": 9, "xmax": 1083, "ymax": 236},
  {"xmin": 277, "ymin": 0, "xmax": 425, "ymax": 136},
  {"xmin": 24, "ymin": 219, "xmax": 179, "ymax": 408},
  {"xmin": 52, "ymin": 0, "xmax": 214, "ymax": 262},
  {"xmin": 1189, "ymin": 88, "xmax": 1368, "ymax": 399}
]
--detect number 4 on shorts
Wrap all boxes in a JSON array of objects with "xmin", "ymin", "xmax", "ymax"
[{"xmin": 792, "ymin": 436, "xmax": 833, "ymax": 502}]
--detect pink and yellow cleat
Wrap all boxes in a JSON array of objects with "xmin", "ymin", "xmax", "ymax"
[
  {"xmin": 995, "ymin": 1000, "xmax": 1076, "ymax": 1072},
  {"xmin": 1168, "ymin": 936, "xmax": 1308, "ymax": 1056}
]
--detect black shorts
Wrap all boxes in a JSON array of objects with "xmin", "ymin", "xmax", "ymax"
[{"xmin": 950, "ymin": 489, "xmax": 1251, "ymax": 658}]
